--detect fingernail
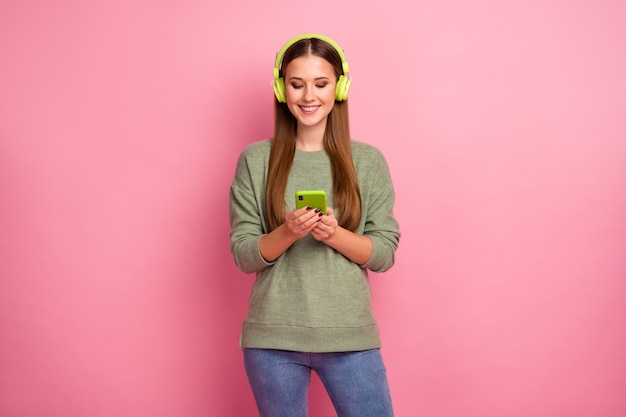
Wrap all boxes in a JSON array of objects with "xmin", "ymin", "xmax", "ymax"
[
  {"xmin": 314, "ymin": 208, "xmax": 321, "ymax": 213},
  {"xmin": 318, "ymin": 212, "xmax": 323, "ymax": 217},
  {"xmin": 306, "ymin": 206, "xmax": 313, "ymax": 210}
]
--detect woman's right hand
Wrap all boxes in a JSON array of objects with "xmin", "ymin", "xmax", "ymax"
[
  {"xmin": 259, "ymin": 206, "xmax": 324, "ymax": 262},
  {"xmin": 285, "ymin": 206, "xmax": 324, "ymax": 238}
]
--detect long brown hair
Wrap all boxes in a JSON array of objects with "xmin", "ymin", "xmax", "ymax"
[{"xmin": 265, "ymin": 37, "xmax": 361, "ymax": 232}]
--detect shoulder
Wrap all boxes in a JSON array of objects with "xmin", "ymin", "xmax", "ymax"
[
  {"xmin": 236, "ymin": 139, "xmax": 272, "ymax": 170},
  {"xmin": 350, "ymin": 140, "xmax": 394, "ymax": 187},
  {"xmin": 239, "ymin": 138, "xmax": 272, "ymax": 158},
  {"xmin": 233, "ymin": 139, "xmax": 272, "ymax": 180},
  {"xmin": 350, "ymin": 140, "xmax": 387, "ymax": 164}
]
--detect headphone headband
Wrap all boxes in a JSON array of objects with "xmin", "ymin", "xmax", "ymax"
[
  {"xmin": 272, "ymin": 33, "xmax": 352, "ymax": 103},
  {"xmin": 273, "ymin": 33, "xmax": 350, "ymax": 81}
]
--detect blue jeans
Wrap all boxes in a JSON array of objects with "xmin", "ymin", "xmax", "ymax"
[{"xmin": 243, "ymin": 348, "xmax": 395, "ymax": 417}]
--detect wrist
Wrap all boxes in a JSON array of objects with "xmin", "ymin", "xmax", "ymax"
[
  {"xmin": 277, "ymin": 222, "xmax": 301, "ymax": 244},
  {"xmin": 321, "ymin": 224, "xmax": 343, "ymax": 245}
]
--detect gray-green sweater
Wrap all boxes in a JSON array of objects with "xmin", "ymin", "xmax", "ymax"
[{"xmin": 229, "ymin": 139, "xmax": 400, "ymax": 352}]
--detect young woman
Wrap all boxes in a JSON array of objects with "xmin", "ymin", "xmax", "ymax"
[{"xmin": 229, "ymin": 33, "xmax": 400, "ymax": 417}]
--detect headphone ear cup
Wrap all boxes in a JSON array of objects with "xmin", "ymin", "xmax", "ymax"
[
  {"xmin": 273, "ymin": 77, "xmax": 287, "ymax": 103},
  {"xmin": 335, "ymin": 75, "xmax": 351, "ymax": 101}
]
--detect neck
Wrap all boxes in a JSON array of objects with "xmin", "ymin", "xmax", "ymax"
[{"xmin": 295, "ymin": 122, "xmax": 326, "ymax": 151}]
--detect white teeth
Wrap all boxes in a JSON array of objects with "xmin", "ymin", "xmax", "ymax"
[{"xmin": 301, "ymin": 106, "xmax": 319, "ymax": 112}]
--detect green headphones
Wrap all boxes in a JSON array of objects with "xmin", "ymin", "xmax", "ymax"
[{"xmin": 272, "ymin": 33, "xmax": 352, "ymax": 103}]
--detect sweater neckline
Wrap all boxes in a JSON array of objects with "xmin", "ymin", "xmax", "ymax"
[{"xmin": 294, "ymin": 148, "xmax": 328, "ymax": 161}]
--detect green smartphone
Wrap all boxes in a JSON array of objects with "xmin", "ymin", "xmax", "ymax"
[{"xmin": 295, "ymin": 190, "xmax": 327, "ymax": 214}]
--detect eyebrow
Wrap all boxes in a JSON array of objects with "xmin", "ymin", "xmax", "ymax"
[{"xmin": 287, "ymin": 76, "xmax": 331, "ymax": 81}]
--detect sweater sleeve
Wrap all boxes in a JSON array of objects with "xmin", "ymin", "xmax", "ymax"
[
  {"xmin": 359, "ymin": 149, "xmax": 401, "ymax": 273},
  {"xmin": 229, "ymin": 148, "xmax": 274, "ymax": 274}
]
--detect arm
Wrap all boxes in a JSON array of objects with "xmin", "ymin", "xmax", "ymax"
[
  {"xmin": 312, "ymin": 146, "xmax": 400, "ymax": 271},
  {"xmin": 230, "ymin": 142, "xmax": 338, "ymax": 271},
  {"xmin": 259, "ymin": 206, "xmax": 324, "ymax": 262},
  {"xmin": 229, "ymin": 146, "xmax": 274, "ymax": 274},
  {"xmin": 311, "ymin": 207, "xmax": 373, "ymax": 265},
  {"xmin": 358, "ymin": 151, "xmax": 400, "ymax": 272}
]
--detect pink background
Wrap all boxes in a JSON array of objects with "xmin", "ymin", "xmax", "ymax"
[{"xmin": 1, "ymin": 1, "xmax": 625, "ymax": 416}]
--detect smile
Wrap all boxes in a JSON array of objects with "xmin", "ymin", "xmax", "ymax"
[{"xmin": 299, "ymin": 105, "xmax": 320, "ymax": 113}]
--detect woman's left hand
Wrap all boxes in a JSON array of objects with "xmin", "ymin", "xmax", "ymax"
[{"xmin": 311, "ymin": 206, "xmax": 338, "ymax": 242}]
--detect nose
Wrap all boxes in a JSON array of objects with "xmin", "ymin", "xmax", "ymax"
[{"xmin": 303, "ymin": 85, "xmax": 315, "ymax": 101}]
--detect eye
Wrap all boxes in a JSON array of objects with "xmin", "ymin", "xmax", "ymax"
[
  {"xmin": 290, "ymin": 83, "xmax": 304, "ymax": 89},
  {"xmin": 316, "ymin": 83, "xmax": 328, "ymax": 88}
]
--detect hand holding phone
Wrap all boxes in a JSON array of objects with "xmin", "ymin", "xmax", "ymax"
[{"xmin": 295, "ymin": 190, "xmax": 327, "ymax": 214}]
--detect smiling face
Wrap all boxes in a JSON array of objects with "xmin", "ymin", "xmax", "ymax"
[{"xmin": 283, "ymin": 54, "xmax": 337, "ymax": 135}]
